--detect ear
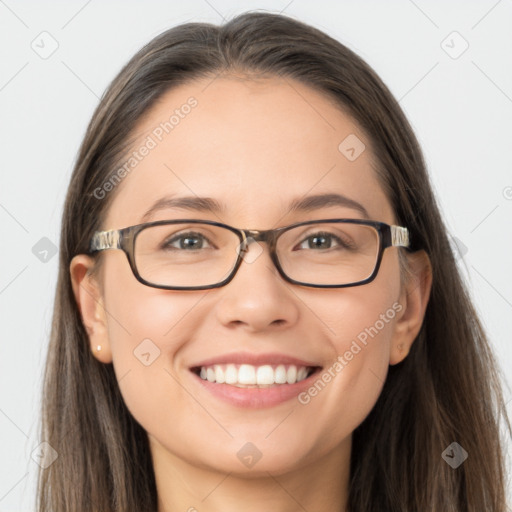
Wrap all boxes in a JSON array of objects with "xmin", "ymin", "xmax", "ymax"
[
  {"xmin": 389, "ymin": 250, "xmax": 432, "ymax": 365},
  {"xmin": 69, "ymin": 254, "xmax": 112, "ymax": 363}
]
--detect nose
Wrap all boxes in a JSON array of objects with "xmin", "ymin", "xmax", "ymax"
[{"xmin": 214, "ymin": 237, "xmax": 299, "ymax": 332}]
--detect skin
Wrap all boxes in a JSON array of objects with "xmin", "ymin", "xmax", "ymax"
[{"xmin": 70, "ymin": 75, "xmax": 432, "ymax": 512}]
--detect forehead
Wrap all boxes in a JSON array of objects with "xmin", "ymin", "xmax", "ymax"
[{"xmin": 102, "ymin": 75, "xmax": 394, "ymax": 229}]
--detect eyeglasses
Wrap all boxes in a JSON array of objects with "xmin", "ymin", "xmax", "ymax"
[{"xmin": 88, "ymin": 219, "xmax": 410, "ymax": 290}]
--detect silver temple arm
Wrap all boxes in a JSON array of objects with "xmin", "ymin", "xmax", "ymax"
[
  {"xmin": 390, "ymin": 226, "xmax": 409, "ymax": 248},
  {"xmin": 90, "ymin": 229, "xmax": 122, "ymax": 252}
]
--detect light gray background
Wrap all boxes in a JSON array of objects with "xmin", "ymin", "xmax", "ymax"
[{"xmin": 1, "ymin": 1, "xmax": 511, "ymax": 510}]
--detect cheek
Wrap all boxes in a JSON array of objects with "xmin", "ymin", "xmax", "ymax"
[
  {"xmin": 99, "ymin": 254, "xmax": 199, "ymax": 418},
  {"xmin": 295, "ymin": 261, "xmax": 401, "ymax": 446},
  {"xmin": 291, "ymin": 301, "xmax": 397, "ymax": 463},
  {"xmin": 102, "ymin": 252, "xmax": 203, "ymax": 347},
  {"xmin": 322, "ymin": 294, "xmax": 397, "ymax": 405},
  {"xmin": 313, "ymin": 251, "xmax": 401, "ymax": 366}
]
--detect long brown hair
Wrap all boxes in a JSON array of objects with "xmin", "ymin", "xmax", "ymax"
[{"xmin": 37, "ymin": 11, "xmax": 511, "ymax": 511}]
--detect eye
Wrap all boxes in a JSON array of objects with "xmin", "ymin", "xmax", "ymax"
[
  {"xmin": 295, "ymin": 231, "xmax": 354, "ymax": 251},
  {"xmin": 161, "ymin": 231, "xmax": 214, "ymax": 251}
]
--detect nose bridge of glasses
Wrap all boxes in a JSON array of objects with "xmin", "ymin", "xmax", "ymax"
[
  {"xmin": 241, "ymin": 229, "xmax": 278, "ymax": 248},
  {"xmin": 237, "ymin": 229, "xmax": 278, "ymax": 261},
  {"xmin": 245, "ymin": 229, "xmax": 266, "ymax": 242}
]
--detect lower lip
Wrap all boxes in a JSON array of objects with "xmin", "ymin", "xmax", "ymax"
[{"xmin": 190, "ymin": 370, "xmax": 320, "ymax": 408}]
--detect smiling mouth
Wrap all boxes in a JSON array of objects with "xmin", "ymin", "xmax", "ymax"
[{"xmin": 190, "ymin": 363, "xmax": 322, "ymax": 388}]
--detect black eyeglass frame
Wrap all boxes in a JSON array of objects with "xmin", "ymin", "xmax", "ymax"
[{"xmin": 88, "ymin": 218, "xmax": 410, "ymax": 290}]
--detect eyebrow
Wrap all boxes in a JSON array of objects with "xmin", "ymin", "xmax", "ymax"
[{"xmin": 140, "ymin": 192, "xmax": 370, "ymax": 222}]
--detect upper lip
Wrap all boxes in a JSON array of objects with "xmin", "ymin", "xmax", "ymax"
[{"xmin": 189, "ymin": 352, "xmax": 323, "ymax": 369}]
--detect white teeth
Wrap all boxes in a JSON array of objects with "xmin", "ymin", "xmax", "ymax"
[
  {"xmin": 196, "ymin": 363, "xmax": 313, "ymax": 386},
  {"xmin": 256, "ymin": 365, "xmax": 274, "ymax": 385},
  {"xmin": 215, "ymin": 365, "xmax": 225, "ymax": 384},
  {"xmin": 238, "ymin": 364, "xmax": 256, "ymax": 385},
  {"xmin": 275, "ymin": 365, "xmax": 287, "ymax": 384},
  {"xmin": 286, "ymin": 365, "xmax": 297, "ymax": 384},
  {"xmin": 225, "ymin": 364, "xmax": 237, "ymax": 384},
  {"xmin": 297, "ymin": 367, "xmax": 308, "ymax": 381}
]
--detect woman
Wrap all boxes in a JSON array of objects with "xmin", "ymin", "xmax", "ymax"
[{"xmin": 37, "ymin": 11, "xmax": 510, "ymax": 512}]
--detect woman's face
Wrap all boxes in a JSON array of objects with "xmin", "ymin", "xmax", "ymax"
[{"xmin": 73, "ymin": 75, "xmax": 424, "ymax": 477}]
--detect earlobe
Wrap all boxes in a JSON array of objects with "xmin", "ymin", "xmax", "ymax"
[
  {"xmin": 69, "ymin": 254, "xmax": 113, "ymax": 363},
  {"xmin": 389, "ymin": 250, "xmax": 432, "ymax": 366}
]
